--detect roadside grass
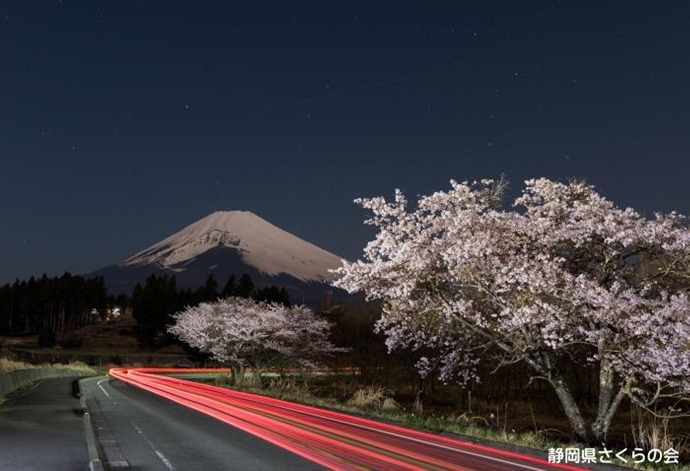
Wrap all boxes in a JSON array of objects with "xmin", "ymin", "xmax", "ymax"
[
  {"xmin": 346, "ymin": 385, "xmax": 400, "ymax": 412},
  {"xmin": 0, "ymin": 356, "xmax": 98, "ymax": 376},
  {"xmin": 218, "ymin": 372, "xmax": 690, "ymax": 471},
  {"xmin": 0, "ymin": 357, "xmax": 30, "ymax": 374},
  {"xmin": 0, "ymin": 356, "xmax": 99, "ymax": 404},
  {"xmin": 264, "ymin": 379, "xmax": 581, "ymax": 456}
]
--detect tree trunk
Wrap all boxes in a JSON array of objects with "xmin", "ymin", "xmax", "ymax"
[
  {"xmin": 591, "ymin": 389, "xmax": 625, "ymax": 443},
  {"xmin": 550, "ymin": 376, "xmax": 589, "ymax": 442},
  {"xmin": 590, "ymin": 355, "xmax": 629, "ymax": 442},
  {"xmin": 231, "ymin": 364, "xmax": 246, "ymax": 387},
  {"xmin": 523, "ymin": 352, "xmax": 589, "ymax": 442}
]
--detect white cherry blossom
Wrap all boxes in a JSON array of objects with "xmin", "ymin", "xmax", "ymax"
[
  {"xmin": 333, "ymin": 177, "xmax": 690, "ymax": 443},
  {"xmin": 168, "ymin": 297, "xmax": 345, "ymax": 385}
]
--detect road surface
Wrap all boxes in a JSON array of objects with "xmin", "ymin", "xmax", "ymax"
[
  {"xmin": 93, "ymin": 368, "xmax": 589, "ymax": 471},
  {"xmin": 0, "ymin": 376, "xmax": 88, "ymax": 471},
  {"xmin": 81, "ymin": 375, "xmax": 324, "ymax": 470}
]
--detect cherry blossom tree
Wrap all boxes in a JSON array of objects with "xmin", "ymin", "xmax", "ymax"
[
  {"xmin": 168, "ymin": 297, "xmax": 345, "ymax": 386},
  {"xmin": 333, "ymin": 177, "xmax": 690, "ymax": 443}
]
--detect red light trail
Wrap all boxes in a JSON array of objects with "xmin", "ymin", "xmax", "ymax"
[{"xmin": 110, "ymin": 367, "xmax": 587, "ymax": 471}]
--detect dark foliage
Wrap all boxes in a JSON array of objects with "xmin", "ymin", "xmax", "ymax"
[
  {"xmin": 131, "ymin": 272, "xmax": 292, "ymax": 348},
  {"xmin": 131, "ymin": 274, "xmax": 179, "ymax": 348},
  {"xmin": 37, "ymin": 327, "xmax": 56, "ymax": 348},
  {"xmin": 254, "ymin": 286, "xmax": 291, "ymax": 307},
  {"xmin": 0, "ymin": 272, "xmax": 108, "ymax": 334}
]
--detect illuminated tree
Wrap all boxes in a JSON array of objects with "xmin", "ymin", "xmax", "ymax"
[
  {"xmin": 168, "ymin": 297, "xmax": 344, "ymax": 385},
  {"xmin": 333, "ymin": 177, "xmax": 690, "ymax": 443}
]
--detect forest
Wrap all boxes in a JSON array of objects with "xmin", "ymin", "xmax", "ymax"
[
  {"xmin": 0, "ymin": 271, "xmax": 290, "ymax": 349},
  {"xmin": 0, "ymin": 273, "xmax": 107, "ymax": 335}
]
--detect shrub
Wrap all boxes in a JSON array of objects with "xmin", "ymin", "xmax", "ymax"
[{"xmin": 347, "ymin": 385, "xmax": 398, "ymax": 411}]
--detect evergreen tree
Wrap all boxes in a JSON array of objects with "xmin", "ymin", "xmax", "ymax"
[
  {"xmin": 221, "ymin": 274, "xmax": 237, "ymax": 298},
  {"xmin": 235, "ymin": 273, "xmax": 254, "ymax": 298},
  {"xmin": 0, "ymin": 272, "xmax": 106, "ymax": 334},
  {"xmin": 131, "ymin": 274, "xmax": 179, "ymax": 348},
  {"xmin": 279, "ymin": 287, "xmax": 291, "ymax": 307},
  {"xmin": 197, "ymin": 274, "xmax": 219, "ymax": 302},
  {"xmin": 254, "ymin": 285, "xmax": 291, "ymax": 307}
]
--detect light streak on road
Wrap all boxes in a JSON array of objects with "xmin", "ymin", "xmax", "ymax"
[{"xmin": 109, "ymin": 367, "xmax": 586, "ymax": 471}]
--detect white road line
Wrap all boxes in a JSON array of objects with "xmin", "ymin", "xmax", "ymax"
[
  {"xmin": 154, "ymin": 450, "xmax": 175, "ymax": 470},
  {"xmin": 134, "ymin": 423, "xmax": 175, "ymax": 471},
  {"xmin": 96, "ymin": 378, "xmax": 116, "ymax": 403}
]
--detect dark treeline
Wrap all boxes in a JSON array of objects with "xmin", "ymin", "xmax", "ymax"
[
  {"xmin": 0, "ymin": 273, "xmax": 107, "ymax": 334},
  {"xmin": 132, "ymin": 272, "xmax": 291, "ymax": 348},
  {"xmin": 0, "ymin": 271, "xmax": 290, "ymax": 349}
]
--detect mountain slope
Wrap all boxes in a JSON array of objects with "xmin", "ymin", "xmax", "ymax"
[
  {"xmin": 122, "ymin": 211, "xmax": 342, "ymax": 282},
  {"xmin": 88, "ymin": 211, "xmax": 346, "ymax": 305}
]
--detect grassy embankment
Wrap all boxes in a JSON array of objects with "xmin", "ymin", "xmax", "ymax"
[
  {"xmin": 0, "ymin": 357, "xmax": 97, "ymax": 375},
  {"xmin": 212, "ymin": 373, "xmax": 690, "ymax": 471},
  {"xmin": 0, "ymin": 357, "xmax": 99, "ymax": 403}
]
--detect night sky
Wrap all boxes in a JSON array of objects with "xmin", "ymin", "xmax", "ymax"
[{"xmin": 2, "ymin": 1, "xmax": 689, "ymax": 285}]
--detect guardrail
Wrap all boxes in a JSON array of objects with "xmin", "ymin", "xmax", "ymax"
[{"xmin": 0, "ymin": 368, "xmax": 86, "ymax": 397}]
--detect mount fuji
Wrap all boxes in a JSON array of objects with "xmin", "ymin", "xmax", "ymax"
[{"xmin": 88, "ymin": 211, "xmax": 347, "ymax": 306}]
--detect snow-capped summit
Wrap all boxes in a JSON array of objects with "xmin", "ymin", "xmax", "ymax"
[
  {"xmin": 121, "ymin": 211, "xmax": 342, "ymax": 283},
  {"xmin": 87, "ymin": 210, "xmax": 348, "ymax": 304}
]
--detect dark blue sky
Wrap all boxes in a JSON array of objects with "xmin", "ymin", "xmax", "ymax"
[{"xmin": 2, "ymin": 1, "xmax": 689, "ymax": 285}]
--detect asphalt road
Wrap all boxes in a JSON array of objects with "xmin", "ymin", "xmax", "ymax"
[
  {"xmin": 0, "ymin": 374, "xmax": 617, "ymax": 471},
  {"xmin": 80, "ymin": 376, "xmax": 325, "ymax": 470},
  {"xmin": 0, "ymin": 376, "xmax": 88, "ymax": 471},
  {"xmin": 107, "ymin": 369, "xmax": 597, "ymax": 471}
]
